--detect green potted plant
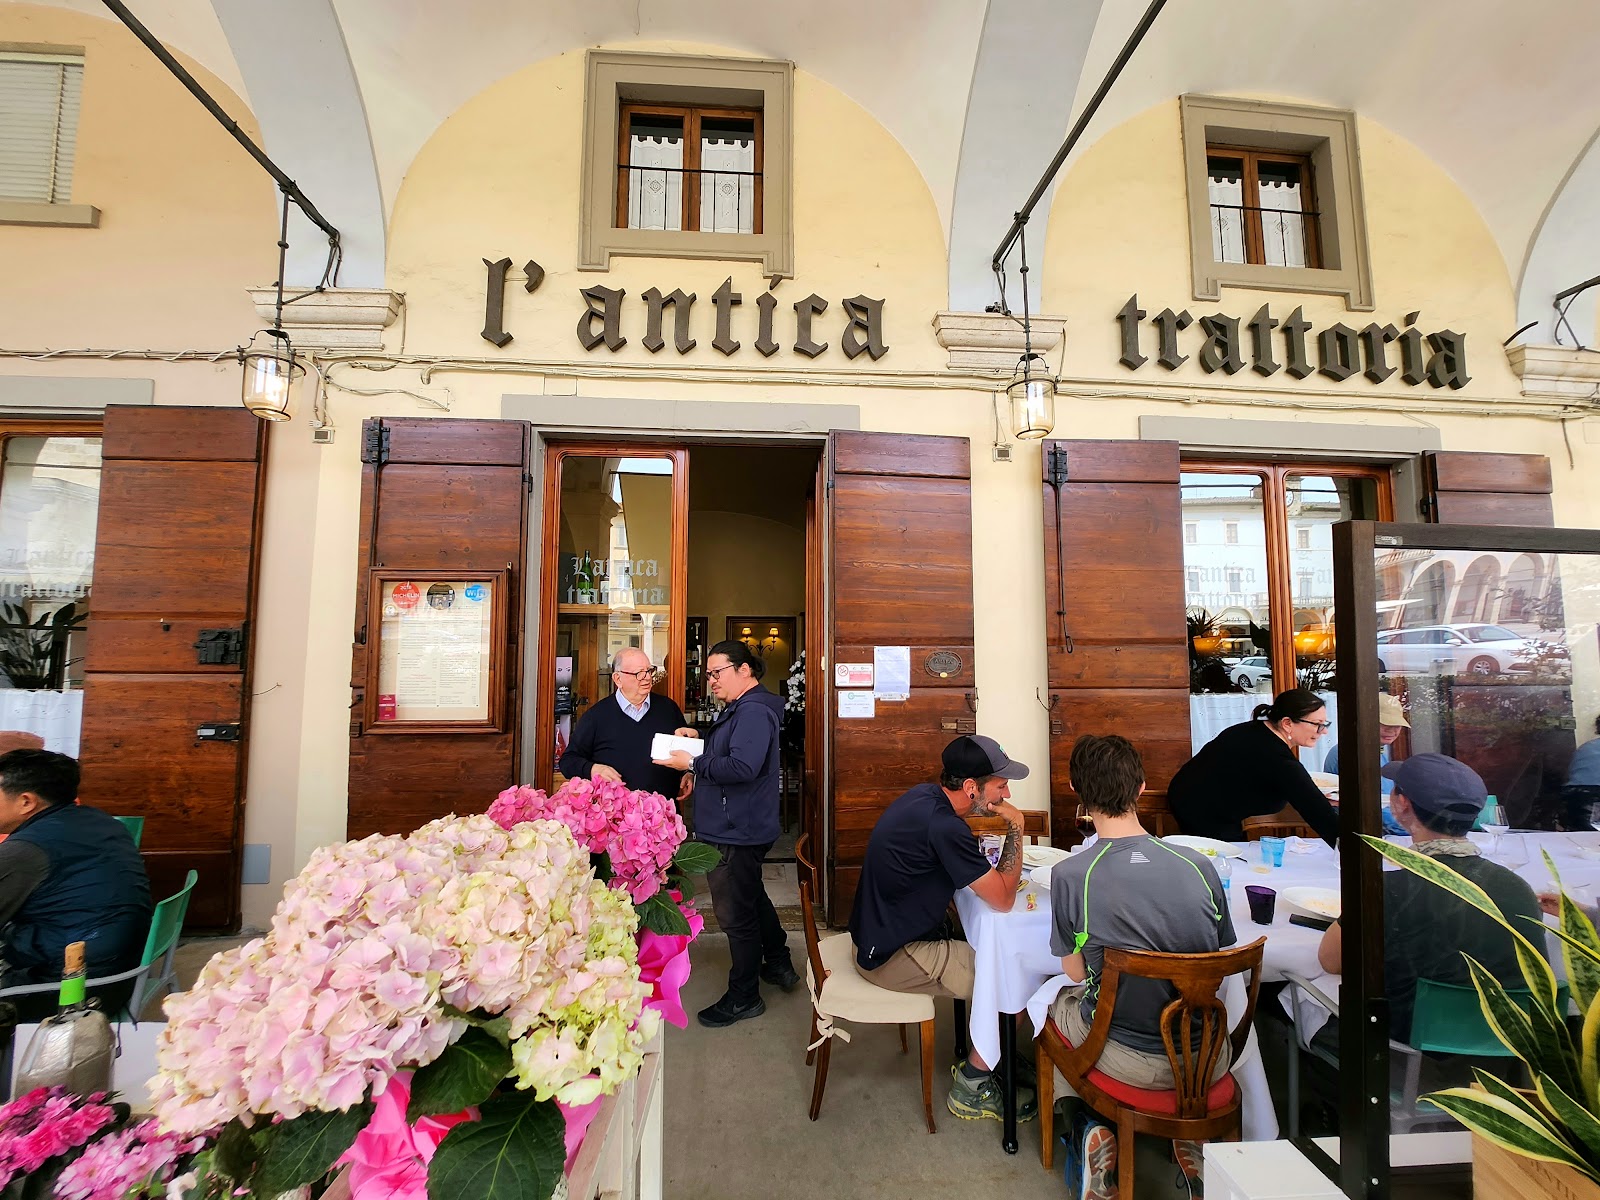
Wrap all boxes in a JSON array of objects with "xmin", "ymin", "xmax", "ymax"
[
  {"xmin": 1362, "ymin": 836, "xmax": 1600, "ymax": 1198},
  {"xmin": 0, "ymin": 601, "xmax": 83, "ymax": 690}
]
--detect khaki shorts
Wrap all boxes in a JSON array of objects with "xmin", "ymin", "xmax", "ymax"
[
  {"xmin": 856, "ymin": 939, "xmax": 976, "ymax": 1001},
  {"xmin": 1049, "ymin": 987, "xmax": 1231, "ymax": 1089}
]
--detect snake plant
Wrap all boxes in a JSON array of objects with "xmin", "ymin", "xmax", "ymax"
[{"xmin": 1361, "ymin": 835, "xmax": 1600, "ymax": 1183}]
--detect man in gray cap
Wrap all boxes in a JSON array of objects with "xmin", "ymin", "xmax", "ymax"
[
  {"xmin": 849, "ymin": 734, "xmax": 1034, "ymax": 1122},
  {"xmin": 1317, "ymin": 753, "xmax": 1542, "ymax": 1044}
]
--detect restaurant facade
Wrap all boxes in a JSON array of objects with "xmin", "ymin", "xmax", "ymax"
[{"xmin": 2, "ymin": 0, "xmax": 1599, "ymax": 937}]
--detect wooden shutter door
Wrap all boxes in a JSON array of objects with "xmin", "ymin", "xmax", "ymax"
[
  {"xmin": 1043, "ymin": 439, "xmax": 1190, "ymax": 842},
  {"xmin": 347, "ymin": 417, "xmax": 530, "ymax": 838},
  {"xmin": 1422, "ymin": 451, "xmax": 1554, "ymax": 526},
  {"xmin": 827, "ymin": 431, "xmax": 975, "ymax": 924},
  {"xmin": 79, "ymin": 405, "xmax": 268, "ymax": 931}
]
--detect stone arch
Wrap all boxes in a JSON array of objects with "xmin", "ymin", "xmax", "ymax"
[
  {"xmin": 1517, "ymin": 123, "xmax": 1600, "ymax": 345},
  {"xmin": 1406, "ymin": 560, "xmax": 1455, "ymax": 626},
  {"xmin": 1498, "ymin": 554, "xmax": 1545, "ymax": 625},
  {"xmin": 1452, "ymin": 556, "xmax": 1502, "ymax": 623}
]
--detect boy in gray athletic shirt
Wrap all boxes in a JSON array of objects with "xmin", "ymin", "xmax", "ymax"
[{"xmin": 1047, "ymin": 734, "xmax": 1234, "ymax": 1199}]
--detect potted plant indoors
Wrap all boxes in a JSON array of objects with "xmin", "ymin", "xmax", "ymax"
[{"xmin": 1362, "ymin": 836, "xmax": 1600, "ymax": 1199}]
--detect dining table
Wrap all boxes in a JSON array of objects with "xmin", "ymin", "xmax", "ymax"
[{"xmin": 952, "ymin": 829, "xmax": 1600, "ymax": 1156}]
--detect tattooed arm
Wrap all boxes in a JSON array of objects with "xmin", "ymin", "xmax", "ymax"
[{"xmin": 966, "ymin": 800, "xmax": 1026, "ymax": 912}]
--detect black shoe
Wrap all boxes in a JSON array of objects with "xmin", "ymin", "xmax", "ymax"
[
  {"xmin": 760, "ymin": 961, "xmax": 802, "ymax": 992},
  {"xmin": 697, "ymin": 994, "xmax": 767, "ymax": 1028}
]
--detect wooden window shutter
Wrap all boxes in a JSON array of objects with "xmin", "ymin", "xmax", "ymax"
[
  {"xmin": 1043, "ymin": 439, "xmax": 1190, "ymax": 842},
  {"xmin": 79, "ymin": 405, "xmax": 268, "ymax": 931},
  {"xmin": 827, "ymin": 431, "xmax": 974, "ymax": 925},
  {"xmin": 347, "ymin": 417, "xmax": 531, "ymax": 838},
  {"xmin": 1421, "ymin": 451, "xmax": 1554, "ymax": 526}
]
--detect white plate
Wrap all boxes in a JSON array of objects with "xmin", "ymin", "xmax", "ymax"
[
  {"xmin": 1281, "ymin": 886, "xmax": 1341, "ymax": 921},
  {"xmin": 1161, "ymin": 834, "xmax": 1246, "ymax": 860},
  {"xmin": 1029, "ymin": 863, "xmax": 1058, "ymax": 888},
  {"xmin": 1023, "ymin": 845, "xmax": 1071, "ymax": 870}
]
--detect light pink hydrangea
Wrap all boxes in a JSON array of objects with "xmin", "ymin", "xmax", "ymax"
[
  {"xmin": 52, "ymin": 1117, "xmax": 208, "ymax": 1200},
  {"xmin": 488, "ymin": 778, "xmax": 687, "ymax": 904},
  {"xmin": 150, "ymin": 815, "xmax": 653, "ymax": 1133}
]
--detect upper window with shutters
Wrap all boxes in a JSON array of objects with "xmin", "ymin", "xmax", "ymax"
[
  {"xmin": 0, "ymin": 47, "xmax": 97, "ymax": 228},
  {"xmin": 1180, "ymin": 96, "xmax": 1372, "ymax": 310},
  {"xmin": 581, "ymin": 52, "xmax": 792, "ymax": 277}
]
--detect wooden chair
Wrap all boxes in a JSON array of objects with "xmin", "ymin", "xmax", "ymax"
[
  {"xmin": 794, "ymin": 834, "xmax": 940, "ymax": 1133},
  {"xmin": 1240, "ymin": 806, "xmax": 1316, "ymax": 840},
  {"xmin": 962, "ymin": 811, "xmax": 1048, "ymax": 844},
  {"xmin": 1037, "ymin": 938, "xmax": 1266, "ymax": 1199}
]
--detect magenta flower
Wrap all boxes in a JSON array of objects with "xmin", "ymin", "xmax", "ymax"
[
  {"xmin": 0, "ymin": 1088, "xmax": 122, "ymax": 1187},
  {"xmin": 53, "ymin": 1117, "xmax": 210, "ymax": 1200}
]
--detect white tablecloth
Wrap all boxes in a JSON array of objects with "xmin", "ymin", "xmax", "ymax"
[
  {"xmin": 954, "ymin": 878, "xmax": 1280, "ymax": 1140},
  {"xmin": 950, "ymin": 831, "xmax": 1600, "ymax": 1144},
  {"xmin": 0, "ymin": 689, "xmax": 82, "ymax": 756}
]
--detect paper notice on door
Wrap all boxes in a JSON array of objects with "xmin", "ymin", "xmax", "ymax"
[
  {"xmin": 873, "ymin": 645, "xmax": 911, "ymax": 701},
  {"xmin": 835, "ymin": 662, "xmax": 873, "ymax": 688},
  {"xmin": 837, "ymin": 690, "xmax": 875, "ymax": 719}
]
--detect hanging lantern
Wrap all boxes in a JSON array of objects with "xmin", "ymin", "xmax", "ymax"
[
  {"xmin": 1008, "ymin": 352, "xmax": 1057, "ymax": 440},
  {"xmin": 239, "ymin": 328, "xmax": 303, "ymax": 421}
]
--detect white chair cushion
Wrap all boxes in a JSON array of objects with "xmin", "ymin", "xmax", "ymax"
[{"xmin": 807, "ymin": 932, "xmax": 936, "ymax": 1026}]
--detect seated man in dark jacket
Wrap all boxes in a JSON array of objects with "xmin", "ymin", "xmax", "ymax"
[{"xmin": 0, "ymin": 750, "xmax": 152, "ymax": 1020}]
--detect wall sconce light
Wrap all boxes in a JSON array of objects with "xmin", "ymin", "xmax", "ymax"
[
  {"xmin": 239, "ymin": 194, "xmax": 305, "ymax": 422},
  {"xmin": 1005, "ymin": 223, "xmax": 1057, "ymax": 440},
  {"xmin": 764, "ymin": 626, "xmax": 781, "ymax": 654}
]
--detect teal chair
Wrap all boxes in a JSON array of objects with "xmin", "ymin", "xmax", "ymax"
[
  {"xmin": 113, "ymin": 815, "xmax": 144, "ymax": 847},
  {"xmin": 0, "ymin": 869, "xmax": 198, "ymax": 1023},
  {"xmin": 1285, "ymin": 972, "xmax": 1567, "ymax": 1135}
]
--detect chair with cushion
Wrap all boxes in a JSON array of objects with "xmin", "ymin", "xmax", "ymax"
[
  {"xmin": 0, "ymin": 869, "xmax": 197, "ymax": 1023},
  {"xmin": 1037, "ymin": 938, "xmax": 1266, "ymax": 1198},
  {"xmin": 113, "ymin": 815, "xmax": 144, "ymax": 847},
  {"xmin": 1283, "ymin": 972, "xmax": 1565, "ymax": 1135},
  {"xmin": 795, "ymin": 834, "xmax": 940, "ymax": 1133}
]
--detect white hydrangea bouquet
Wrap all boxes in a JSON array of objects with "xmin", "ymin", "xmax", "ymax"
[{"xmin": 150, "ymin": 814, "xmax": 655, "ymax": 1200}]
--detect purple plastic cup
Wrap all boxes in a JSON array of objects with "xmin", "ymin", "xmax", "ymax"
[{"xmin": 1245, "ymin": 885, "xmax": 1277, "ymax": 925}]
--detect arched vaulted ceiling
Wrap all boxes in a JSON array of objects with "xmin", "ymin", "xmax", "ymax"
[{"xmin": 15, "ymin": 0, "xmax": 1600, "ymax": 333}]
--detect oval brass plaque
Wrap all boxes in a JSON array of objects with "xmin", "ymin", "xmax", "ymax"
[{"xmin": 925, "ymin": 650, "xmax": 962, "ymax": 679}]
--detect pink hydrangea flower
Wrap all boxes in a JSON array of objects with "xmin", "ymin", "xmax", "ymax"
[
  {"xmin": 0, "ymin": 1088, "xmax": 121, "ymax": 1186},
  {"xmin": 53, "ymin": 1117, "xmax": 210, "ymax": 1200}
]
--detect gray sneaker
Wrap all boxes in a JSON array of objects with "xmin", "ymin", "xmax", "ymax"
[{"xmin": 946, "ymin": 1064, "xmax": 1038, "ymax": 1122}]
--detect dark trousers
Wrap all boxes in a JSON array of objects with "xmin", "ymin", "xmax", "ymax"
[{"xmin": 705, "ymin": 840, "xmax": 791, "ymax": 1005}]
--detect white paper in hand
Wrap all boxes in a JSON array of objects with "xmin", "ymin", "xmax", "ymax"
[{"xmin": 651, "ymin": 732, "xmax": 704, "ymax": 761}]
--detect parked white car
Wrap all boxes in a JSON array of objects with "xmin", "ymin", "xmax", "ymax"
[
  {"xmin": 1231, "ymin": 655, "xmax": 1274, "ymax": 690},
  {"xmin": 1375, "ymin": 623, "xmax": 1536, "ymax": 677}
]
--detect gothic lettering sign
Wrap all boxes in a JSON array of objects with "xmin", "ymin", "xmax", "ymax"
[
  {"xmin": 1114, "ymin": 294, "xmax": 1469, "ymax": 390},
  {"xmin": 480, "ymin": 256, "xmax": 888, "ymax": 360}
]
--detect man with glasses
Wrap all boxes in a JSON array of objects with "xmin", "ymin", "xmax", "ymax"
[{"xmin": 559, "ymin": 646, "xmax": 692, "ymax": 798}]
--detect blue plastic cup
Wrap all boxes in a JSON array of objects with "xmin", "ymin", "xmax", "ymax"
[{"xmin": 1261, "ymin": 836, "xmax": 1286, "ymax": 868}]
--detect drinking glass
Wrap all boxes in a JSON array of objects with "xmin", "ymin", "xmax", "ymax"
[{"xmin": 1245, "ymin": 886, "xmax": 1277, "ymax": 925}]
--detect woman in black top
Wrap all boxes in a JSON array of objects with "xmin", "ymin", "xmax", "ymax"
[{"xmin": 1167, "ymin": 688, "xmax": 1340, "ymax": 845}]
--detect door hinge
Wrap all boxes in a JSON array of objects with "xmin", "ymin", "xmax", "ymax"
[
  {"xmin": 361, "ymin": 421, "xmax": 391, "ymax": 466},
  {"xmin": 194, "ymin": 626, "xmax": 246, "ymax": 666},
  {"xmin": 196, "ymin": 722, "xmax": 241, "ymax": 742}
]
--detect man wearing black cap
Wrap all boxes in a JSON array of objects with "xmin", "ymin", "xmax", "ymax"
[
  {"xmin": 1317, "ymin": 753, "xmax": 1542, "ymax": 1045},
  {"xmin": 849, "ymin": 734, "xmax": 1036, "ymax": 1122}
]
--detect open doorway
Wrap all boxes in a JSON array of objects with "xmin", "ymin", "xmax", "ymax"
[{"xmin": 686, "ymin": 443, "xmax": 819, "ymax": 864}]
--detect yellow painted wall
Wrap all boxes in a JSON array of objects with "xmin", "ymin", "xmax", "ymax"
[
  {"xmin": 687, "ymin": 510, "xmax": 806, "ymax": 687},
  {"xmin": 0, "ymin": 6, "xmax": 273, "ymax": 351}
]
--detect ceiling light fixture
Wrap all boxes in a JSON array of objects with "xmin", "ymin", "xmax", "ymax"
[{"xmin": 239, "ymin": 192, "xmax": 305, "ymax": 421}]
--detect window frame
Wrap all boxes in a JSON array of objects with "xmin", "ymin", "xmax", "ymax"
[
  {"xmin": 615, "ymin": 101, "xmax": 764, "ymax": 235},
  {"xmin": 580, "ymin": 51, "xmax": 793, "ymax": 277},
  {"xmin": 1206, "ymin": 144, "xmax": 1322, "ymax": 269},
  {"xmin": 1180, "ymin": 94, "xmax": 1372, "ymax": 310},
  {"xmin": 0, "ymin": 45, "xmax": 97, "ymax": 228},
  {"xmin": 1183, "ymin": 459, "xmax": 1393, "ymax": 695}
]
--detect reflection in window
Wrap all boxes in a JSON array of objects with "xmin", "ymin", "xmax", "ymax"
[{"xmin": 0, "ymin": 435, "xmax": 100, "ymax": 755}]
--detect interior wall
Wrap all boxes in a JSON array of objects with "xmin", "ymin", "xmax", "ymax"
[{"xmin": 688, "ymin": 510, "xmax": 805, "ymax": 691}]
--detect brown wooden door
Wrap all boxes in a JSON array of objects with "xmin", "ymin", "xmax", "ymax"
[
  {"xmin": 826, "ymin": 431, "xmax": 975, "ymax": 925},
  {"xmin": 1422, "ymin": 451, "xmax": 1554, "ymax": 526},
  {"xmin": 78, "ymin": 405, "xmax": 268, "ymax": 931},
  {"xmin": 347, "ymin": 417, "xmax": 531, "ymax": 838},
  {"xmin": 1042, "ymin": 439, "xmax": 1190, "ymax": 842}
]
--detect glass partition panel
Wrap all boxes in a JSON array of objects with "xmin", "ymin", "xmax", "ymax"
[
  {"xmin": 1324, "ymin": 524, "xmax": 1600, "ymax": 1197},
  {"xmin": 1182, "ymin": 471, "xmax": 1270, "ymax": 753}
]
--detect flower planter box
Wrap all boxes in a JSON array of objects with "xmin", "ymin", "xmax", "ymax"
[{"xmin": 1474, "ymin": 1134, "xmax": 1600, "ymax": 1200}]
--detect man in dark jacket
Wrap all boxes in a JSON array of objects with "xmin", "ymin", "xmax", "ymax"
[
  {"xmin": 656, "ymin": 640, "xmax": 797, "ymax": 1027},
  {"xmin": 0, "ymin": 750, "xmax": 152, "ymax": 1020}
]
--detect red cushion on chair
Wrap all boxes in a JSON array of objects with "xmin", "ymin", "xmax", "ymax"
[{"xmin": 1044, "ymin": 1019, "xmax": 1237, "ymax": 1116}]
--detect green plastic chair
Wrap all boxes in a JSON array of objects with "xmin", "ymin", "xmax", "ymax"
[
  {"xmin": 113, "ymin": 815, "xmax": 144, "ymax": 847},
  {"xmin": 0, "ymin": 869, "xmax": 198, "ymax": 1023}
]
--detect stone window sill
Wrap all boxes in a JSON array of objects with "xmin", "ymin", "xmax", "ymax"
[{"xmin": 0, "ymin": 201, "xmax": 99, "ymax": 227}]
